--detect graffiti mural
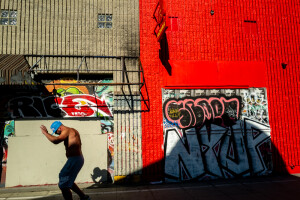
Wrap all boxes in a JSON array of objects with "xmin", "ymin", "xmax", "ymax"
[
  {"xmin": 5, "ymin": 80, "xmax": 113, "ymax": 119},
  {"xmin": 162, "ymin": 88, "xmax": 272, "ymax": 182}
]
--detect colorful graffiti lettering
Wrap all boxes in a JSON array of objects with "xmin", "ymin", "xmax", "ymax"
[
  {"xmin": 58, "ymin": 94, "xmax": 112, "ymax": 117},
  {"xmin": 163, "ymin": 97, "xmax": 241, "ymax": 129}
]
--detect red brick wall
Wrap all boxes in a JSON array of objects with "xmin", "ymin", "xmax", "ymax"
[{"xmin": 140, "ymin": 0, "xmax": 300, "ymax": 181}]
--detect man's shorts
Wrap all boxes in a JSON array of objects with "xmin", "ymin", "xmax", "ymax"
[{"xmin": 58, "ymin": 155, "xmax": 84, "ymax": 189}]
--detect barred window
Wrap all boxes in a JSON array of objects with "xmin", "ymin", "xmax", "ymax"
[
  {"xmin": 98, "ymin": 14, "xmax": 112, "ymax": 29},
  {"xmin": 0, "ymin": 10, "xmax": 17, "ymax": 26}
]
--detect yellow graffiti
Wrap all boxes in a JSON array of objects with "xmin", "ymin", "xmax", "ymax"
[
  {"xmin": 168, "ymin": 108, "xmax": 181, "ymax": 118},
  {"xmin": 46, "ymin": 79, "xmax": 89, "ymax": 96}
]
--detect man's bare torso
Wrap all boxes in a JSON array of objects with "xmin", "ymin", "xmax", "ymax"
[{"xmin": 63, "ymin": 128, "xmax": 82, "ymax": 157}]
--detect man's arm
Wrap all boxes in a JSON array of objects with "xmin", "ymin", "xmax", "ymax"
[{"xmin": 40, "ymin": 125, "xmax": 68, "ymax": 144}]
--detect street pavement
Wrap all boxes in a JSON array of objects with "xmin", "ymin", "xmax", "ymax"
[{"xmin": 1, "ymin": 174, "xmax": 300, "ymax": 200}]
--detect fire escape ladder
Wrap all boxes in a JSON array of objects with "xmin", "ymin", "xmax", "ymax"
[{"xmin": 25, "ymin": 55, "xmax": 149, "ymax": 112}]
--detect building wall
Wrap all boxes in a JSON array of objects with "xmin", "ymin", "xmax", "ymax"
[
  {"xmin": 140, "ymin": 0, "xmax": 300, "ymax": 181},
  {"xmin": 0, "ymin": 0, "xmax": 139, "ymax": 57},
  {"xmin": 0, "ymin": 0, "xmax": 142, "ymax": 186},
  {"xmin": 0, "ymin": 0, "xmax": 140, "ymax": 89}
]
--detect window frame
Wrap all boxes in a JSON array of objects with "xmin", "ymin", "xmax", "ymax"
[
  {"xmin": 97, "ymin": 13, "xmax": 113, "ymax": 29},
  {"xmin": 0, "ymin": 9, "xmax": 18, "ymax": 26}
]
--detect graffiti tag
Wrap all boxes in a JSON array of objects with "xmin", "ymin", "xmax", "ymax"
[
  {"xmin": 7, "ymin": 94, "xmax": 112, "ymax": 118},
  {"xmin": 163, "ymin": 97, "xmax": 241, "ymax": 129}
]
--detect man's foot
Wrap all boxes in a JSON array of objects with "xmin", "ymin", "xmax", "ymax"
[{"xmin": 80, "ymin": 195, "xmax": 91, "ymax": 200}]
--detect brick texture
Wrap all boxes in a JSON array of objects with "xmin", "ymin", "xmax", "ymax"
[{"xmin": 140, "ymin": 0, "xmax": 300, "ymax": 181}]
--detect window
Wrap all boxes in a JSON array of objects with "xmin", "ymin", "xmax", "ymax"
[
  {"xmin": 0, "ymin": 10, "xmax": 17, "ymax": 26},
  {"xmin": 98, "ymin": 14, "xmax": 112, "ymax": 29}
]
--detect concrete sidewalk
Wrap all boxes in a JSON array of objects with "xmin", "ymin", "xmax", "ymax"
[{"xmin": 1, "ymin": 174, "xmax": 300, "ymax": 200}]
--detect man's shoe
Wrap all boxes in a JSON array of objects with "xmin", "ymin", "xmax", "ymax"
[{"xmin": 81, "ymin": 195, "xmax": 91, "ymax": 200}]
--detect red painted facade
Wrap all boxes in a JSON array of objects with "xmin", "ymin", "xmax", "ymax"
[
  {"xmin": 163, "ymin": 60, "xmax": 267, "ymax": 88},
  {"xmin": 140, "ymin": 0, "xmax": 300, "ymax": 181}
]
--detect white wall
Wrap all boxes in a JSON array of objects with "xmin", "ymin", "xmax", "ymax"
[{"xmin": 6, "ymin": 119, "xmax": 107, "ymax": 187}]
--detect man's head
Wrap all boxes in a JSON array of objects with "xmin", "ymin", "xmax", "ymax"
[{"xmin": 50, "ymin": 121, "xmax": 62, "ymax": 135}]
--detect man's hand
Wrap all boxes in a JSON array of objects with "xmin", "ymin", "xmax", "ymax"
[
  {"xmin": 40, "ymin": 125, "xmax": 49, "ymax": 135},
  {"xmin": 40, "ymin": 124, "xmax": 67, "ymax": 144}
]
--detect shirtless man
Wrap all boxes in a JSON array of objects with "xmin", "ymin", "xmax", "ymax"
[{"xmin": 40, "ymin": 121, "xmax": 90, "ymax": 200}]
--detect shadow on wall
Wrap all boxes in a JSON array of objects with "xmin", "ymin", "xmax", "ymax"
[
  {"xmin": 159, "ymin": 32, "xmax": 172, "ymax": 76},
  {"xmin": 141, "ymin": 141, "xmax": 288, "ymax": 183},
  {"xmin": 88, "ymin": 167, "xmax": 112, "ymax": 188}
]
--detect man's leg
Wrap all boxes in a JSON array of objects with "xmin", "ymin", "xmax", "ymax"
[
  {"xmin": 71, "ymin": 183, "xmax": 85, "ymax": 198},
  {"xmin": 60, "ymin": 188, "xmax": 73, "ymax": 200},
  {"xmin": 71, "ymin": 183, "xmax": 90, "ymax": 200}
]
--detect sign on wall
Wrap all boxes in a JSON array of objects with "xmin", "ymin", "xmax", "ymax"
[
  {"xmin": 162, "ymin": 88, "xmax": 272, "ymax": 181},
  {"xmin": 153, "ymin": 0, "xmax": 168, "ymax": 41}
]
